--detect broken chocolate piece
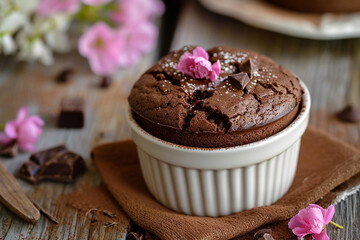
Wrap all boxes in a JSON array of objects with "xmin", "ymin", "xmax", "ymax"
[
  {"xmin": 17, "ymin": 161, "xmax": 40, "ymax": 182},
  {"xmin": 239, "ymin": 59, "xmax": 258, "ymax": 78},
  {"xmin": 56, "ymin": 68, "xmax": 75, "ymax": 83},
  {"xmin": 30, "ymin": 145, "xmax": 67, "ymax": 165},
  {"xmin": 254, "ymin": 229, "xmax": 274, "ymax": 240},
  {"xmin": 0, "ymin": 141, "xmax": 18, "ymax": 158},
  {"xmin": 57, "ymin": 98, "xmax": 85, "ymax": 128},
  {"xmin": 16, "ymin": 145, "xmax": 86, "ymax": 184},
  {"xmin": 100, "ymin": 76, "xmax": 112, "ymax": 88},
  {"xmin": 228, "ymin": 73, "xmax": 251, "ymax": 90},
  {"xmin": 337, "ymin": 105, "xmax": 360, "ymax": 123}
]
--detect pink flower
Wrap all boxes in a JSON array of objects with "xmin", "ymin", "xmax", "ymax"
[
  {"xmin": 37, "ymin": 0, "xmax": 80, "ymax": 16},
  {"xmin": 111, "ymin": 0, "xmax": 165, "ymax": 24},
  {"xmin": 0, "ymin": 107, "xmax": 44, "ymax": 152},
  {"xmin": 79, "ymin": 22, "xmax": 123, "ymax": 75},
  {"xmin": 288, "ymin": 204, "xmax": 335, "ymax": 240},
  {"xmin": 82, "ymin": 0, "xmax": 111, "ymax": 6},
  {"xmin": 176, "ymin": 47, "xmax": 221, "ymax": 82},
  {"xmin": 117, "ymin": 21, "xmax": 157, "ymax": 67}
]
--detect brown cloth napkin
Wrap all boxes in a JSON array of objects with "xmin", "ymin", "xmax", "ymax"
[{"xmin": 92, "ymin": 126, "xmax": 360, "ymax": 240}]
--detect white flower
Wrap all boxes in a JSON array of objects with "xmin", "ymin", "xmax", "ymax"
[
  {"xmin": 0, "ymin": 12, "xmax": 27, "ymax": 33},
  {"xmin": 33, "ymin": 13, "xmax": 72, "ymax": 52},
  {"xmin": 0, "ymin": 33, "xmax": 16, "ymax": 55},
  {"xmin": 0, "ymin": 0, "xmax": 39, "ymax": 33},
  {"xmin": 45, "ymin": 30, "xmax": 69, "ymax": 52},
  {"xmin": 17, "ymin": 33, "xmax": 53, "ymax": 65}
]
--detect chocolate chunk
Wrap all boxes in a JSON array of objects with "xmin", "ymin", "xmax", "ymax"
[
  {"xmin": 239, "ymin": 59, "xmax": 258, "ymax": 78},
  {"xmin": 16, "ymin": 145, "xmax": 86, "ymax": 184},
  {"xmin": 228, "ymin": 72, "xmax": 251, "ymax": 90},
  {"xmin": 17, "ymin": 161, "xmax": 40, "ymax": 182},
  {"xmin": 56, "ymin": 68, "xmax": 75, "ymax": 83},
  {"xmin": 337, "ymin": 105, "xmax": 360, "ymax": 123},
  {"xmin": 100, "ymin": 76, "xmax": 112, "ymax": 88},
  {"xmin": 254, "ymin": 229, "xmax": 274, "ymax": 240},
  {"xmin": 0, "ymin": 141, "xmax": 18, "ymax": 158},
  {"xmin": 30, "ymin": 145, "xmax": 67, "ymax": 165},
  {"xmin": 57, "ymin": 98, "xmax": 85, "ymax": 128}
]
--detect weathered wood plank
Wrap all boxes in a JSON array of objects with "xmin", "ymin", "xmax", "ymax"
[{"xmin": 0, "ymin": 45, "xmax": 158, "ymax": 239}]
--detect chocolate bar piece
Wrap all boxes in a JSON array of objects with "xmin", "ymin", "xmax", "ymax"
[
  {"xmin": 17, "ymin": 145, "xmax": 86, "ymax": 184},
  {"xmin": 0, "ymin": 141, "xmax": 18, "ymax": 158},
  {"xmin": 57, "ymin": 98, "xmax": 84, "ymax": 128}
]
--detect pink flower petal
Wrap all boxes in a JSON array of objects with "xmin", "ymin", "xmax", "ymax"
[
  {"xmin": 176, "ymin": 47, "xmax": 221, "ymax": 82},
  {"xmin": 79, "ymin": 22, "xmax": 123, "ymax": 75},
  {"xmin": 4, "ymin": 121, "xmax": 17, "ymax": 139},
  {"xmin": 17, "ymin": 120, "xmax": 42, "ymax": 145},
  {"xmin": 82, "ymin": 0, "xmax": 111, "ymax": 6},
  {"xmin": 15, "ymin": 107, "xmax": 29, "ymax": 125},
  {"xmin": 313, "ymin": 230, "xmax": 330, "ymax": 240},
  {"xmin": 116, "ymin": 21, "xmax": 158, "ymax": 67},
  {"xmin": 28, "ymin": 116, "xmax": 45, "ymax": 127},
  {"xmin": 212, "ymin": 60, "xmax": 221, "ymax": 75},
  {"xmin": 37, "ymin": 0, "xmax": 80, "ymax": 16},
  {"xmin": 323, "ymin": 205, "xmax": 335, "ymax": 224},
  {"xmin": 111, "ymin": 0, "xmax": 165, "ymax": 24},
  {"xmin": 0, "ymin": 107, "xmax": 43, "ymax": 152},
  {"xmin": 193, "ymin": 47, "xmax": 209, "ymax": 59},
  {"xmin": 292, "ymin": 227, "xmax": 311, "ymax": 238}
]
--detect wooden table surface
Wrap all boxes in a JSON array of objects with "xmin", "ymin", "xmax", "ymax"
[{"xmin": 1, "ymin": 0, "xmax": 360, "ymax": 239}]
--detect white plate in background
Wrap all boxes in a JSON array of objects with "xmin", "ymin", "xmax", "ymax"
[{"xmin": 198, "ymin": 0, "xmax": 360, "ymax": 40}]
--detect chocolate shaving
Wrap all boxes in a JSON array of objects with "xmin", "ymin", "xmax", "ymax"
[
  {"xmin": 85, "ymin": 208, "xmax": 98, "ymax": 217},
  {"xmin": 104, "ymin": 222, "xmax": 118, "ymax": 228},
  {"xmin": 56, "ymin": 68, "xmax": 74, "ymax": 83},
  {"xmin": 337, "ymin": 105, "xmax": 360, "ymax": 123},
  {"xmin": 228, "ymin": 72, "xmax": 251, "ymax": 90},
  {"xmin": 0, "ymin": 141, "xmax": 18, "ymax": 158},
  {"xmin": 102, "ymin": 210, "xmax": 117, "ymax": 218},
  {"xmin": 90, "ymin": 216, "xmax": 98, "ymax": 224},
  {"xmin": 32, "ymin": 201, "xmax": 59, "ymax": 224},
  {"xmin": 254, "ymin": 229, "xmax": 274, "ymax": 240},
  {"xmin": 239, "ymin": 59, "xmax": 258, "ymax": 78},
  {"xmin": 100, "ymin": 76, "xmax": 112, "ymax": 88},
  {"xmin": 126, "ymin": 232, "xmax": 143, "ymax": 240}
]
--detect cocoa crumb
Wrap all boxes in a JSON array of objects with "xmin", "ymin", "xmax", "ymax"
[
  {"xmin": 102, "ymin": 210, "xmax": 117, "ymax": 218},
  {"xmin": 104, "ymin": 222, "xmax": 118, "ymax": 228}
]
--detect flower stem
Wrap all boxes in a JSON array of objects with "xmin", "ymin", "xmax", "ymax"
[{"xmin": 330, "ymin": 221, "xmax": 343, "ymax": 229}]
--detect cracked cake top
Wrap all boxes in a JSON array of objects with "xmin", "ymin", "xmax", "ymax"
[{"xmin": 128, "ymin": 46, "xmax": 302, "ymax": 134}]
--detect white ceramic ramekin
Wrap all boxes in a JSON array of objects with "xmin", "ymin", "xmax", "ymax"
[{"xmin": 126, "ymin": 80, "xmax": 310, "ymax": 217}]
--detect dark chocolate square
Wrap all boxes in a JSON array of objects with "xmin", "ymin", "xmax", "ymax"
[
  {"xmin": 16, "ymin": 145, "xmax": 86, "ymax": 184},
  {"xmin": 57, "ymin": 98, "xmax": 84, "ymax": 128}
]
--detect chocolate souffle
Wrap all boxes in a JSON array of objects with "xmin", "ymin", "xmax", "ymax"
[{"xmin": 128, "ymin": 46, "xmax": 302, "ymax": 148}]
